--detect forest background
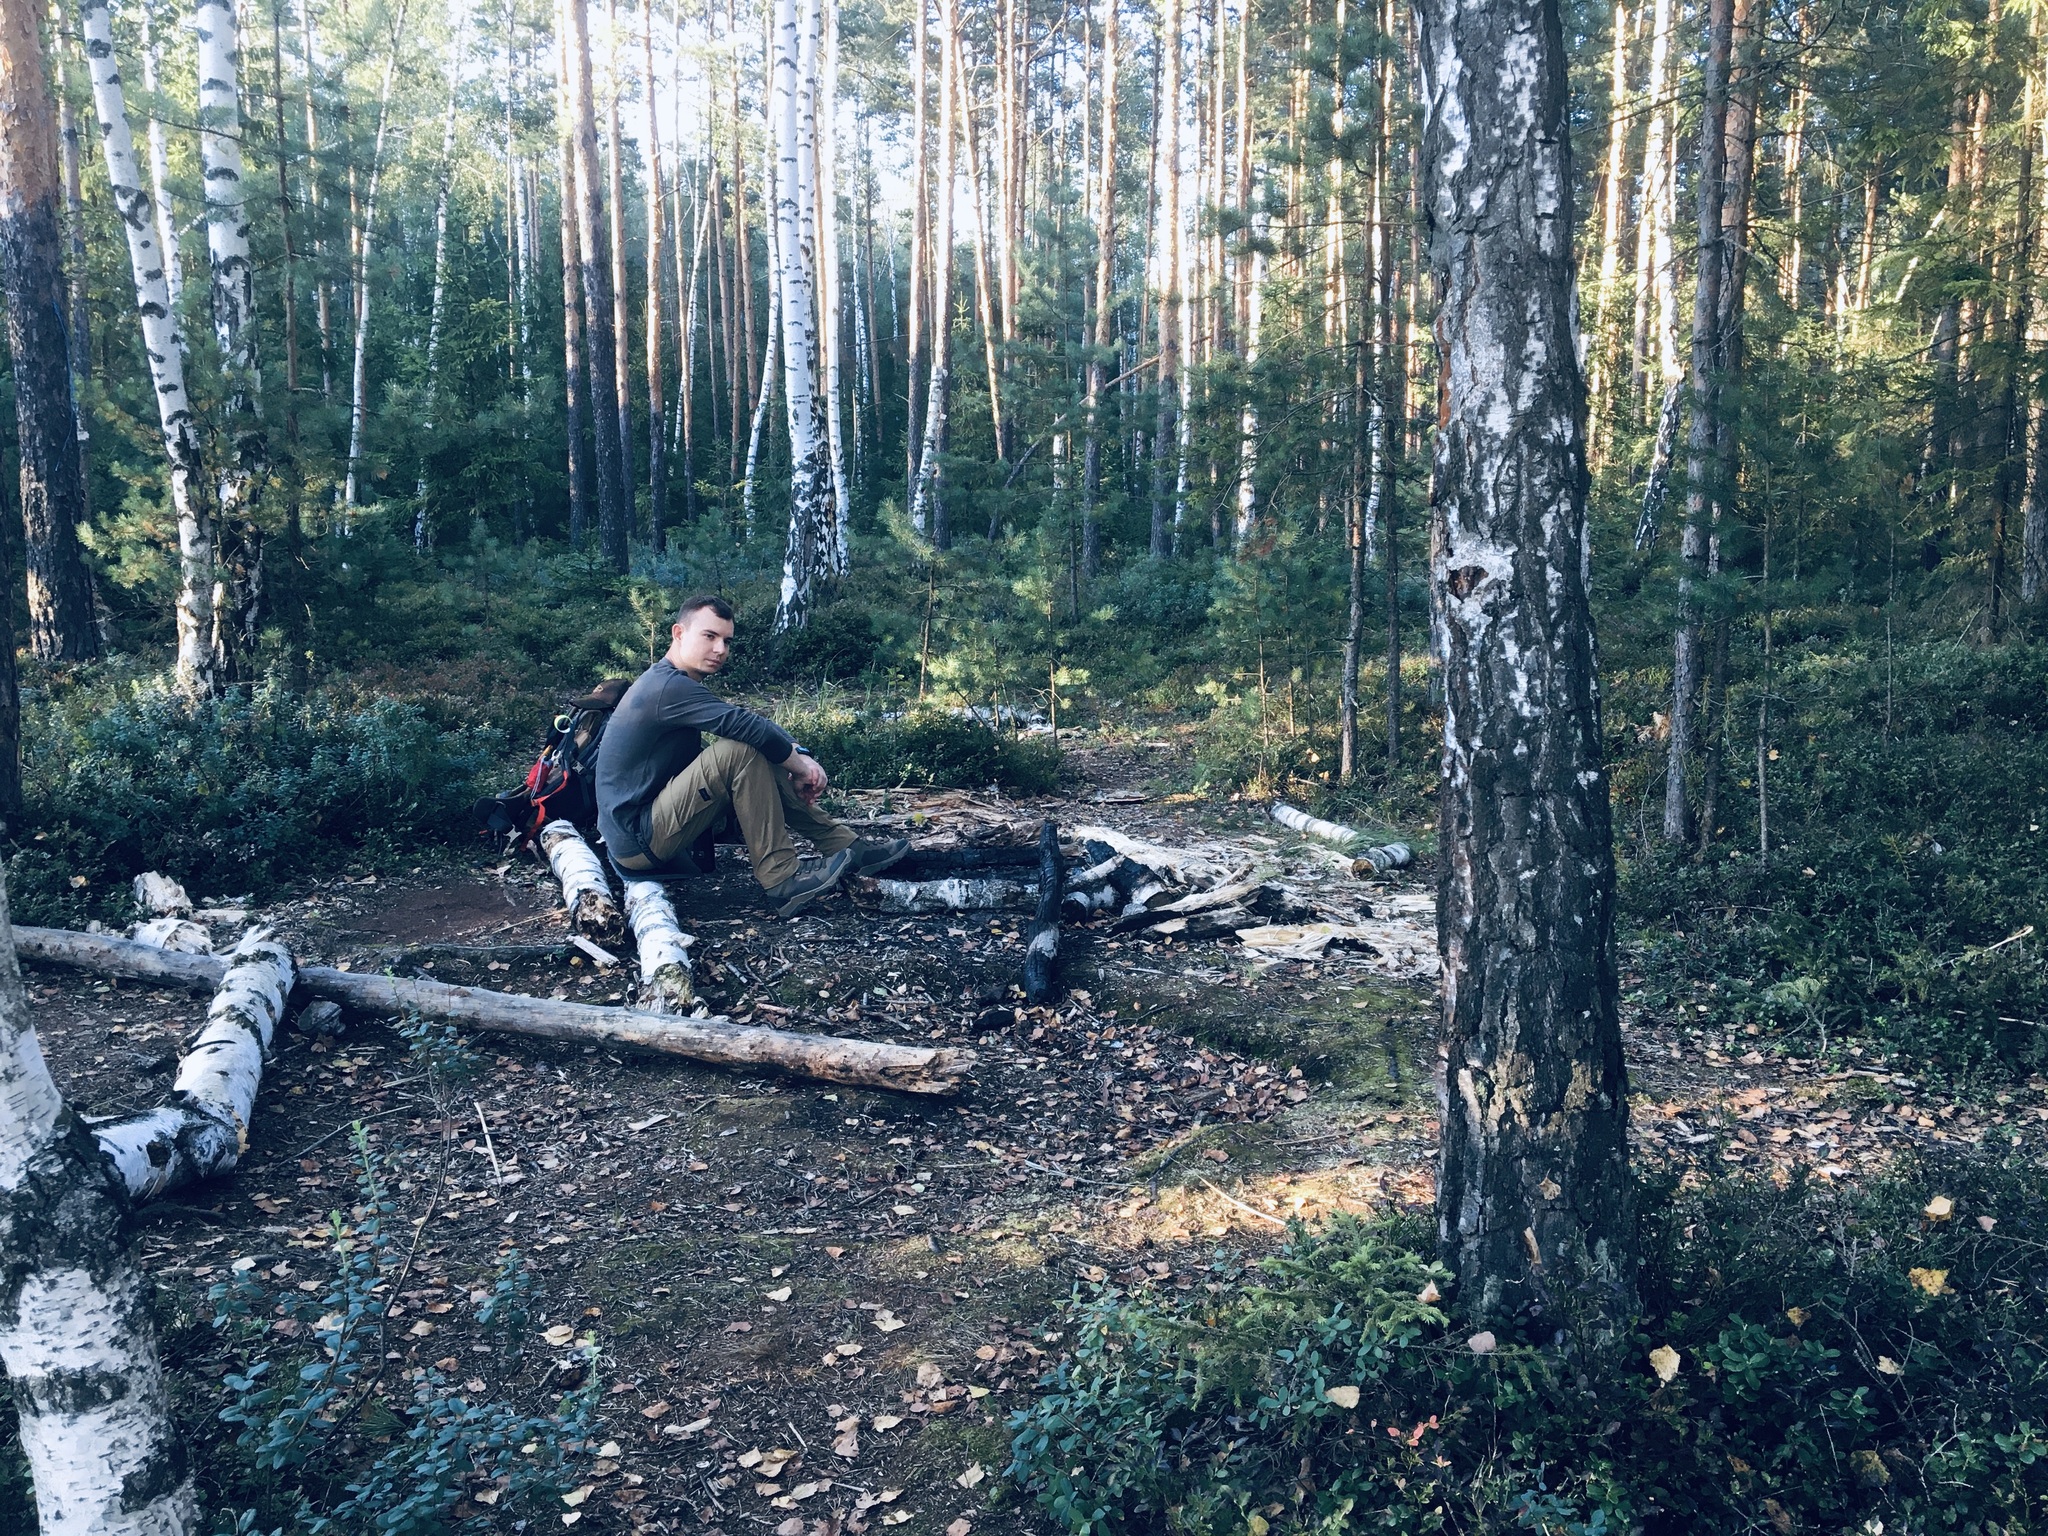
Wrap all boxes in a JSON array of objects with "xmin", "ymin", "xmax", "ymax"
[{"xmin": 4, "ymin": 0, "xmax": 2048, "ymax": 1084}]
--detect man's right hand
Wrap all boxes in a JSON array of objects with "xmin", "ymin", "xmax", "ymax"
[{"xmin": 784, "ymin": 751, "xmax": 829, "ymax": 806}]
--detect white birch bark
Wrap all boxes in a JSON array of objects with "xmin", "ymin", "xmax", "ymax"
[
  {"xmin": 771, "ymin": 0, "xmax": 837, "ymax": 633},
  {"xmin": 415, "ymin": 0, "xmax": 472, "ymax": 531},
  {"xmin": 908, "ymin": 0, "xmax": 955, "ymax": 542},
  {"xmin": 0, "ymin": 872, "xmax": 199, "ymax": 1535},
  {"xmin": 622, "ymin": 880, "xmax": 695, "ymax": 1011},
  {"xmin": 139, "ymin": 3, "xmax": 180, "ymax": 315},
  {"xmin": 343, "ymin": 3, "xmax": 412, "ymax": 515},
  {"xmin": 91, "ymin": 930, "xmax": 294, "ymax": 1203},
  {"xmin": 79, "ymin": 0, "xmax": 215, "ymax": 697},
  {"xmin": 1630, "ymin": 0, "xmax": 1672, "ymax": 399},
  {"xmin": 817, "ymin": 0, "xmax": 850, "ymax": 570},
  {"xmin": 540, "ymin": 820, "xmax": 619, "ymax": 933},
  {"xmin": 742, "ymin": 187, "xmax": 782, "ymax": 534},
  {"xmin": 1233, "ymin": 210, "xmax": 1267, "ymax": 548}
]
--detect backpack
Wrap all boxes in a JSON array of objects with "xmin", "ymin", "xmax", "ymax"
[{"xmin": 474, "ymin": 678, "xmax": 633, "ymax": 852}]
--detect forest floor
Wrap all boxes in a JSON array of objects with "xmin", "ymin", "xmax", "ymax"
[{"xmin": 24, "ymin": 737, "xmax": 2048, "ymax": 1536}]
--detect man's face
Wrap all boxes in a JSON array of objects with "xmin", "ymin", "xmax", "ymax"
[{"xmin": 670, "ymin": 610, "xmax": 735, "ymax": 679}]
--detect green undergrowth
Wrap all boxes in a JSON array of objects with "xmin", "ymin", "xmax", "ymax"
[
  {"xmin": 1616, "ymin": 641, "xmax": 2048, "ymax": 1077},
  {"xmin": 4, "ymin": 673, "xmax": 498, "ymax": 928},
  {"xmin": 1007, "ymin": 1153, "xmax": 2048, "ymax": 1536},
  {"xmin": 780, "ymin": 700, "xmax": 1063, "ymax": 795}
]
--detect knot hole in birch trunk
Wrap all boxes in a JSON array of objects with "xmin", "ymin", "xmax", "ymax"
[{"xmin": 1446, "ymin": 565, "xmax": 1489, "ymax": 599}]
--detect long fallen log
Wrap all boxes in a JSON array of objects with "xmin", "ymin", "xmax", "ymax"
[
  {"xmin": 15, "ymin": 927, "xmax": 973, "ymax": 1096},
  {"xmin": 92, "ymin": 930, "xmax": 295, "ymax": 1202}
]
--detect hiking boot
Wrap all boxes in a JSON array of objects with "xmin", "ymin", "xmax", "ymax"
[
  {"xmin": 846, "ymin": 837, "xmax": 911, "ymax": 876},
  {"xmin": 764, "ymin": 850, "xmax": 855, "ymax": 918}
]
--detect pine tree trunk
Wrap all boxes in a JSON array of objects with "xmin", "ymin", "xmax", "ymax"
[
  {"xmin": 1149, "ymin": 0, "xmax": 1182, "ymax": 560},
  {"xmin": 56, "ymin": 40, "xmax": 95, "ymax": 536},
  {"xmin": 1587, "ymin": 0, "xmax": 1628, "ymax": 441},
  {"xmin": 771, "ymin": 0, "xmax": 836, "ymax": 633},
  {"xmin": 1082, "ymin": 0, "xmax": 1117, "ymax": 579},
  {"xmin": 0, "ymin": 870, "xmax": 200, "ymax": 1534},
  {"xmin": 1630, "ymin": 0, "xmax": 1671, "ymax": 403},
  {"xmin": 605, "ymin": 0, "xmax": 636, "ymax": 552},
  {"xmin": 268, "ymin": 0, "xmax": 308, "ymax": 688},
  {"xmin": 953, "ymin": 24, "xmax": 1006, "ymax": 469},
  {"xmin": 642, "ymin": 0, "xmax": 669, "ymax": 550},
  {"xmin": 79, "ymin": 0, "xmax": 216, "ymax": 695},
  {"xmin": 0, "ymin": 0, "xmax": 100, "ymax": 663},
  {"xmin": 301, "ymin": 2, "xmax": 331, "ymax": 397},
  {"xmin": 564, "ymin": 0, "xmax": 628, "ymax": 565},
  {"xmin": 1663, "ymin": 0, "xmax": 1733, "ymax": 845},
  {"xmin": 560, "ymin": 86, "xmax": 594, "ymax": 542},
  {"xmin": 342, "ymin": 3, "xmax": 410, "ymax": 515},
  {"xmin": 1417, "ymin": 0, "xmax": 1634, "ymax": 1327}
]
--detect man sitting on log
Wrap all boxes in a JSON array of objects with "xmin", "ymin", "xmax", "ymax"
[{"xmin": 596, "ymin": 594, "xmax": 909, "ymax": 916}]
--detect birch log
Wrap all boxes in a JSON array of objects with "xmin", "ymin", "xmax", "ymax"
[
  {"xmin": 874, "ymin": 877, "xmax": 1036, "ymax": 913},
  {"xmin": 15, "ymin": 928, "xmax": 975, "ymax": 1095},
  {"xmin": 91, "ymin": 930, "xmax": 294, "ymax": 1202},
  {"xmin": 1270, "ymin": 801, "xmax": 1360, "ymax": 845},
  {"xmin": 0, "ymin": 879, "xmax": 199, "ymax": 1533},
  {"xmin": 622, "ymin": 878, "xmax": 696, "ymax": 1010},
  {"xmin": 539, "ymin": 819, "xmax": 619, "ymax": 933}
]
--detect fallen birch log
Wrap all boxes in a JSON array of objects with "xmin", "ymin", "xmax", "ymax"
[
  {"xmin": 14, "ymin": 927, "xmax": 972, "ymax": 1096},
  {"xmin": 129, "ymin": 916, "xmax": 212, "ymax": 953},
  {"xmin": 91, "ymin": 930, "xmax": 295, "ymax": 1203},
  {"xmin": 622, "ymin": 878, "xmax": 696, "ymax": 1011},
  {"xmin": 539, "ymin": 820, "xmax": 618, "ymax": 935},
  {"xmin": 1269, "ymin": 803, "xmax": 1413, "ymax": 872},
  {"xmin": 1071, "ymin": 825, "xmax": 1237, "ymax": 887},
  {"xmin": 1023, "ymin": 821, "xmax": 1063, "ymax": 1005},
  {"xmin": 873, "ymin": 877, "xmax": 1037, "ymax": 914}
]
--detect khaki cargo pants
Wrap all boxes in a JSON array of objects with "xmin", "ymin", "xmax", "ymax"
[{"xmin": 613, "ymin": 738, "xmax": 855, "ymax": 889}]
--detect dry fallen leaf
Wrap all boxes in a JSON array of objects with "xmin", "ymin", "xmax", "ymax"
[
  {"xmin": 776, "ymin": 1520, "xmax": 805, "ymax": 1536},
  {"xmin": 1648, "ymin": 1346, "xmax": 1681, "ymax": 1383},
  {"xmin": 835, "ymin": 1342, "xmax": 863, "ymax": 1357},
  {"xmin": 1467, "ymin": 1331, "xmax": 1497, "ymax": 1356},
  {"xmin": 917, "ymin": 1363, "xmax": 945, "ymax": 1387},
  {"xmin": 1416, "ymin": 1282, "xmax": 1441, "ymax": 1305},
  {"xmin": 561, "ymin": 1514, "xmax": 581, "ymax": 1527},
  {"xmin": 738, "ymin": 1450, "xmax": 764, "ymax": 1469},
  {"xmin": 874, "ymin": 1311, "xmax": 907, "ymax": 1333},
  {"xmin": 880, "ymin": 1512, "xmax": 914, "ymax": 1527},
  {"xmin": 790, "ymin": 1481, "xmax": 825, "ymax": 1501},
  {"xmin": 946, "ymin": 1520, "xmax": 972, "ymax": 1536},
  {"xmin": 873, "ymin": 1415, "xmax": 904, "ymax": 1431},
  {"xmin": 1876, "ymin": 1355, "xmax": 1903, "ymax": 1375},
  {"xmin": 826, "ymin": 1246, "xmax": 846, "ymax": 1259},
  {"xmin": 832, "ymin": 1426, "xmax": 860, "ymax": 1459},
  {"xmin": 1908, "ymin": 1266, "xmax": 1949, "ymax": 1297},
  {"xmin": 473, "ymin": 1490, "xmax": 501, "ymax": 1507},
  {"xmin": 639, "ymin": 1401, "xmax": 671, "ymax": 1420},
  {"xmin": 561, "ymin": 1487, "xmax": 593, "ymax": 1509},
  {"xmin": 596, "ymin": 1442, "xmax": 621, "ymax": 1460},
  {"xmin": 765, "ymin": 1287, "xmax": 793, "ymax": 1303},
  {"xmin": 892, "ymin": 1204, "xmax": 917, "ymax": 1217},
  {"xmin": 1324, "ymin": 1385, "xmax": 1361, "ymax": 1410},
  {"xmin": 956, "ymin": 1464, "xmax": 987, "ymax": 1490},
  {"xmin": 1978, "ymin": 1215, "xmax": 1999, "ymax": 1232},
  {"xmin": 1924, "ymin": 1195, "xmax": 1955, "ymax": 1221},
  {"xmin": 543, "ymin": 1325, "xmax": 576, "ymax": 1347}
]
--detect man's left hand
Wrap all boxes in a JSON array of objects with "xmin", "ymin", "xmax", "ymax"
[{"xmin": 785, "ymin": 752, "xmax": 828, "ymax": 806}]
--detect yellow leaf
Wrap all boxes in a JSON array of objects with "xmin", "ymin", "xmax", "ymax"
[
  {"xmin": 1876, "ymin": 1355, "xmax": 1903, "ymax": 1375},
  {"xmin": 1908, "ymin": 1267, "xmax": 1949, "ymax": 1297},
  {"xmin": 1249, "ymin": 1518, "xmax": 1270, "ymax": 1536},
  {"xmin": 1324, "ymin": 1385, "xmax": 1361, "ymax": 1410},
  {"xmin": 561, "ymin": 1487, "xmax": 593, "ymax": 1508},
  {"xmin": 1924, "ymin": 1195, "xmax": 1954, "ymax": 1221},
  {"xmin": 1785, "ymin": 1307, "xmax": 1808, "ymax": 1327},
  {"xmin": 1648, "ymin": 1346, "xmax": 1681, "ymax": 1383}
]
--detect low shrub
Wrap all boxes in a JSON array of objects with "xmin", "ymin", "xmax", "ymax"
[
  {"xmin": 1007, "ymin": 1154, "xmax": 2048, "ymax": 1535},
  {"xmin": 785, "ymin": 704, "xmax": 1062, "ymax": 795},
  {"xmin": 1616, "ymin": 641, "xmax": 2048, "ymax": 1075},
  {"xmin": 8, "ymin": 675, "xmax": 498, "ymax": 926}
]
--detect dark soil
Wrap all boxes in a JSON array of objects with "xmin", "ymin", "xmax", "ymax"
[{"xmin": 20, "ymin": 736, "xmax": 2044, "ymax": 1536}]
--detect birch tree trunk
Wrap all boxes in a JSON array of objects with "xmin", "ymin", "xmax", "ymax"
[
  {"xmin": 0, "ymin": 0, "xmax": 101, "ymax": 663},
  {"xmin": 342, "ymin": 3, "xmax": 410, "ymax": 516},
  {"xmin": 1662, "ymin": 0, "xmax": 1732, "ymax": 845},
  {"xmin": 954, "ymin": 20, "xmax": 1006, "ymax": 472},
  {"xmin": 563, "ymin": 0, "xmax": 629, "ymax": 565},
  {"xmin": 1233, "ymin": 212, "xmax": 1266, "ymax": 546},
  {"xmin": 414, "ymin": 0, "xmax": 471, "ymax": 536},
  {"xmin": 905, "ymin": 0, "xmax": 930, "ymax": 493},
  {"xmin": 1629, "ymin": 0, "xmax": 1671, "ymax": 403},
  {"xmin": 0, "ymin": 871, "xmax": 200, "ymax": 1535},
  {"xmin": 1081, "ymin": 0, "xmax": 1118, "ymax": 580},
  {"xmin": 742, "ymin": 180, "xmax": 782, "ymax": 533},
  {"xmin": 301, "ymin": 2, "xmax": 330, "ymax": 397},
  {"xmin": 1417, "ymin": 0, "xmax": 1634, "ymax": 1327},
  {"xmin": 1587, "ymin": 0, "xmax": 1628, "ymax": 437},
  {"xmin": 79, "ymin": 0, "xmax": 216, "ymax": 697},
  {"xmin": 139, "ymin": 3, "xmax": 180, "ymax": 316},
  {"xmin": 1149, "ymin": 0, "xmax": 1182, "ymax": 560},
  {"xmin": 909, "ymin": 0, "xmax": 956, "ymax": 548},
  {"xmin": 817, "ymin": 0, "xmax": 850, "ymax": 568},
  {"xmin": 559, "ymin": 46, "xmax": 593, "ymax": 542},
  {"xmin": 771, "ymin": 0, "xmax": 837, "ymax": 633}
]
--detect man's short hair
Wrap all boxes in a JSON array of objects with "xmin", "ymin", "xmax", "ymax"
[{"xmin": 677, "ymin": 593, "xmax": 736, "ymax": 626}]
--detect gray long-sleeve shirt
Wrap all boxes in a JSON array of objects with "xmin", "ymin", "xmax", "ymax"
[{"xmin": 594, "ymin": 659, "xmax": 795, "ymax": 860}]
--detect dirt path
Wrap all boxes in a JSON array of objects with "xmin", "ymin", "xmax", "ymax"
[{"xmin": 22, "ymin": 741, "xmax": 2045, "ymax": 1536}]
